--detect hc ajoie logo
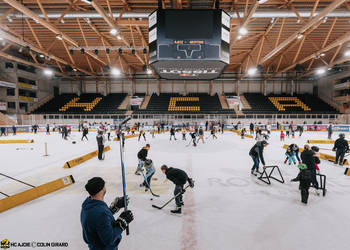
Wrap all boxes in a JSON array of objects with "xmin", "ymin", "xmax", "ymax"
[{"xmin": 1, "ymin": 239, "xmax": 10, "ymax": 249}]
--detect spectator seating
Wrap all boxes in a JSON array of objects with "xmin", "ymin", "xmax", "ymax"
[
  {"xmin": 31, "ymin": 93, "xmax": 127, "ymax": 114},
  {"xmin": 133, "ymin": 93, "xmax": 235, "ymax": 114},
  {"xmin": 242, "ymin": 93, "xmax": 338, "ymax": 114}
]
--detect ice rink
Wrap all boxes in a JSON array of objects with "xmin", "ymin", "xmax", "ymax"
[{"xmin": 1, "ymin": 129, "xmax": 350, "ymax": 250}]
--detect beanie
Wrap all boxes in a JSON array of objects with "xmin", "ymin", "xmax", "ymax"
[{"xmin": 85, "ymin": 177, "xmax": 105, "ymax": 196}]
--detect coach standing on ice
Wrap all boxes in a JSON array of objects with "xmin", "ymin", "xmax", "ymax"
[
  {"xmin": 249, "ymin": 140, "xmax": 268, "ymax": 175},
  {"xmin": 81, "ymin": 177, "xmax": 133, "ymax": 250}
]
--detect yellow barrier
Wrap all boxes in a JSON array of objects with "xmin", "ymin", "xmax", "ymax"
[
  {"xmin": 0, "ymin": 140, "xmax": 34, "ymax": 144},
  {"xmin": 113, "ymin": 134, "xmax": 139, "ymax": 141},
  {"xmin": 0, "ymin": 175, "xmax": 75, "ymax": 213},
  {"xmin": 345, "ymin": 168, "xmax": 350, "ymax": 176},
  {"xmin": 282, "ymin": 144, "xmax": 349, "ymax": 165},
  {"xmin": 63, "ymin": 146, "xmax": 111, "ymax": 168},
  {"xmin": 307, "ymin": 140, "xmax": 350, "ymax": 144},
  {"xmin": 232, "ymin": 130, "xmax": 254, "ymax": 138}
]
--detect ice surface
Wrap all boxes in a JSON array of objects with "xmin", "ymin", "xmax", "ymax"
[{"xmin": 1, "ymin": 130, "xmax": 350, "ymax": 250}]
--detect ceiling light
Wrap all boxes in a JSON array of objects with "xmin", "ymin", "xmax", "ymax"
[
  {"xmin": 18, "ymin": 47, "xmax": 23, "ymax": 53},
  {"xmin": 248, "ymin": 67, "xmax": 257, "ymax": 76},
  {"xmin": 345, "ymin": 50, "xmax": 350, "ymax": 57},
  {"xmin": 81, "ymin": 0, "xmax": 92, "ymax": 4},
  {"xmin": 320, "ymin": 53, "xmax": 325, "ymax": 57},
  {"xmin": 238, "ymin": 27, "xmax": 248, "ymax": 36},
  {"xmin": 323, "ymin": 17, "xmax": 328, "ymax": 23},
  {"xmin": 110, "ymin": 28, "xmax": 118, "ymax": 36},
  {"xmin": 270, "ymin": 18, "xmax": 275, "ymax": 24},
  {"xmin": 297, "ymin": 34, "xmax": 303, "ymax": 39},
  {"xmin": 61, "ymin": 19, "xmax": 65, "ymax": 24},
  {"xmin": 117, "ymin": 35, "xmax": 122, "ymax": 40},
  {"xmin": 258, "ymin": 0, "xmax": 269, "ymax": 3},
  {"xmin": 111, "ymin": 67, "xmax": 121, "ymax": 76},
  {"xmin": 56, "ymin": 34, "xmax": 63, "ymax": 40},
  {"xmin": 86, "ymin": 18, "xmax": 91, "ymax": 24},
  {"xmin": 147, "ymin": 69, "xmax": 152, "ymax": 75},
  {"xmin": 39, "ymin": 54, "xmax": 45, "ymax": 58},
  {"xmin": 7, "ymin": 16, "xmax": 13, "ymax": 23},
  {"xmin": 0, "ymin": 37, "xmax": 3, "ymax": 41},
  {"xmin": 43, "ymin": 68, "xmax": 53, "ymax": 76},
  {"xmin": 73, "ymin": 68, "xmax": 78, "ymax": 72},
  {"xmin": 316, "ymin": 68, "xmax": 326, "ymax": 75},
  {"xmin": 328, "ymin": 67, "xmax": 332, "ymax": 71},
  {"xmin": 296, "ymin": 19, "xmax": 301, "ymax": 24},
  {"xmin": 237, "ymin": 35, "xmax": 242, "ymax": 40}
]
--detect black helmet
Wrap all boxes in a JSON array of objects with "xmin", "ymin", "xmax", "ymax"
[
  {"xmin": 339, "ymin": 133, "xmax": 345, "ymax": 138},
  {"xmin": 311, "ymin": 146, "xmax": 319, "ymax": 152}
]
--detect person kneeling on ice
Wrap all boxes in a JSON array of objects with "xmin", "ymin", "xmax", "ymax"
[
  {"xmin": 249, "ymin": 140, "xmax": 268, "ymax": 175},
  {"xmin": 81, "ymin": 177, "xmax": 133, "ymax": 250},
  {"xmin": 284, "ymin": 144, "xmax": 301, "ymax": 164},
  {"xmin": 135, "ymin": 144, "xmax": 150, "ymax": 175},
  {"xmin": 291, "ymin": 164, "xmax": 312, "ymax": 204},
  {"xmin": 161, "ymin": 165, "xmax": 194, "ymax": 214},
  {"xmin": 140, "ymin": 159, "xmax": 155, "ymax": 192}
]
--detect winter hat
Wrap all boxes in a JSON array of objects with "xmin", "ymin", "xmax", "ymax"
[
  {"xmin": 261, "ymin": 140, "xmax": 269, "ymax": 145},
  {"xmin": 85, "ymin": 177, "xmax": 105, "ymax": 196},
  {"xmin": 298, "ymin": 164, "xmax": 307, "ymax": 170}
]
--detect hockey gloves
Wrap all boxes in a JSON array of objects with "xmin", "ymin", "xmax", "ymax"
[
  {"xmin": 188, "ymin": 178, "xmax": 195, "ymax": 188},
  {"xmin": 114, "ymin": 210, "xmax": 134, "ymax": 231},
  {"xmin": 109, "ymin": 196, "xmax": 129, "ymax": 214}
]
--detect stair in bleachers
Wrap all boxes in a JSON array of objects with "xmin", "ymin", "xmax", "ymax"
[
  {"xmin": 140, "ymin": 95, "xmax": 151, "ymax": 109},
  {"xmin": 0, "ymin": 112, "xmax": 16, "ymax": 125},
  {"xmin": 240, "ymin": 95, "xmax": 252, "ymax": 109},
  {"xmin": 118, "ymin": 96, "xmax": 130, "ymax": 109},
  {"xmin": 219, "ymin": 95, "xmax": 229, "ymax": 109}
]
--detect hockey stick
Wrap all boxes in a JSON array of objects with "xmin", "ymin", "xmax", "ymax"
[
  {"xmin": 0, "ymin": 173, "xmax": 35, "ymax": 188},
  {"xmin": 140, "ymin": 170, "xmax": 160, "ymax": 197},
  {"xmin": 185, "ymin": 140, "xmax": 192, "ymax": 147},
  {"xmin": 152, "ymin": 185, "xmax": 189, "ymax": 209},
  {"xmin": 118, "ymin": 116, "xmax": 131, "ymax": 235}
]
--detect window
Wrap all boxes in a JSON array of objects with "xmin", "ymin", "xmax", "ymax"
[
  {"xmin": 7, "ymin": 102, "xmax": 15, "ymax": 109},
  {"xmin": 7, "ymin": 88, "xmax": 15, "ymax": 96}
]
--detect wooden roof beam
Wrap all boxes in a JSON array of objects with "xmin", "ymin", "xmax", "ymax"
[
  {"xmin": 259, "ymin": 0, "xmax": 347, "ymax": 65},
  {"xmin": 3, "ymin": 0, "xmax": 106, "ymax": 67}
]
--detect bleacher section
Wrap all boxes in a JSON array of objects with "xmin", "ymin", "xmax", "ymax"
[
  {"xmin": 133, "ymin": 93, "xmax": 235, "ymax": 114},
  {"xmin": 32, "ymin": 93, "xmax": 127, "ymax": 114},
  {"xmin": 242, "ymin": 93, "xmax": 338, "ymax": 114}
]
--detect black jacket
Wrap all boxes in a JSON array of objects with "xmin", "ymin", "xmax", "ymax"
[
  {"xmin": 170, "ymin": 128, "xmax": 175, "ymax": 135},
  {"xmin": 301, "ymin": 149, "xmax": 315, "ymax": 170},
  {"xmin": 96, "ymin": 134, "xmax": 105, "ymax": 146},
  {"xmin": 165, "ymin": 167, "xmax": 189, "ymax": 186},
  {"xmin": 333, "ymin": 138, "xmax": 349, "ymax": 152},
  {"xmin": 249, "ymin": 141, "xmax": 266, "ymax": 165},
  {"xmin": 291, "ymin": 169, "xmax": 312, "ymax": 189},
  {"xmin": 137, "ymin": 148, "xmax": 148, "ymax": 161}
]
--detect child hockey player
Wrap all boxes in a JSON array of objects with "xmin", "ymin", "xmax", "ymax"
[
  {"xmin": 286, "ymin": 129, "xmax": 290, "ymax": 138},
  {"xmin": 280, "ymin": 131, "xmax": 285, "ymax": 141},
  {"xmin": 190, "ymin": 132, "xmax": 197, "ymax": 147},
  {"xmin": 197, "ymin": 127, "xmax": 205, "ymax": 144},
  {"xmin": 210, "ymin": 127, "xmax": 217, "ymax": 139},
  {"xmin": 160, "ymin": 165, "xmax": 194, "ymax": 214},
  {"xmin": 284, "ymin": 144, "xmax": 301, "ymax": 164},
  {"xmin": 182, "ymin": 129, "xmax": 186, "ymax": 140},
  {"xmin": 285, "ymin": 147, "xmax": 296, "ymax": 165},
  {"xmin": 241, "ymin": 128, "xmax": 246, "ymax": 139},
  {"xmin": 140, "ymin": 159, "xmax": 155, "ymax": 192},
  {"xmin": 291, "ymin": 163, "xmax": 312, "ymax": 204},
  {"xmin": 135, "ymin": 144, "xmax": 150, "ymax": 175},
  {"xmin": 138, "ymin": 129, "xmax": 146, "ymax": 141},
  {"xmin": 170, "ymin": 127, "xmax": 177, "ymax": 140},
  {"xmin": 81, "ymin": 126, "xmax": 89, "ymax": 141}
]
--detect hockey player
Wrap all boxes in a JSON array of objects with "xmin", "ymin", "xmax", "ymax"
[
  {"xmin": 138, "ymin": 129, "xmax": 146, "ymax": 141},
  {"xmin": 301, "ymin": 145, "xmax": 318, "ymax": 190},
  {"xmin": 82, "ymin": 126, "xmax": 89, "ymax": 141},
  {"xmin": 182, "ymin": 129, "xmax": 186, "ymax": 140},
  {"xmin": 280, "ymin": 131, "xmax": 285, "ymax": 141},
  {"xmin": 106, "ymin": 124, "xmax": 112, "ymax": 141},
  {"xmin": 170, "ymin": 127, "xmax": 177, "ymax": 141},
  {"xmin": 139, "ymin": 159, "xmax": 155, "ymax": 192},
  {"xmin": 96, "ymin": 130, "xmax": 106, "ymax": 160},
  {"xmin": 249, "ymin": 123, "xmax": 254, "ymax": 135},
  {"xmin": 197, "ymin": 127, "xmax": 205, "ymax": 144},
  {"xmin": 160, "ymin": 165, "xmax": 194, "ymax": 214},
  {"xmin": 0, "ymin": 126, "xmax": 6, "ymax": 136},
  {"xmin": 327, "ymin": 124, "xmax": 333, "ymax": 140},
  {"xmin": 249, "ymin": 140, "xmax": 268, "ymax": 175},
  {"xmin": 285, "ymin": 148, "xmax": 296, "ymax": 165},
  {"xmin": 210, "ymin": 127, "xmax": 217, "ymax": 139},
  {"xmin": 332, "ymin": 133, "xmax": 349, "ymax": 166},
  {"xmin": 135, "ymin": 144, "xmax": 150, "ymax": 175},
  {"xmin": 241, "ymin": 128, "xmax": 246, "ymax": 139},
  {"xmin": 291, "ymin": 164, "xmax": 312, "ymax": 204},
  {"xmin": 12, "ymin": 125, "xmax": 16, "ymax": 136},
  {"xmin": 311, "ymin": 146, "xmax": 321, "ymax": 174},
  {"xmin": 190, "ymin": 132, "xmax": 197, "ymax": 146},
  {"xmin": 266, "ymin": 124, "xmax": 271, "ymax": 135},
  {"xmin": 46, "ymin": 124, "xmax": 50, "ymax": 135},
  {"xmin": 81, "ymin": 177, "xmax": 133, "ymax": 249},
  {"xmin": 284, "ymin": 144, "xmax": 301, "ymax": 164}
]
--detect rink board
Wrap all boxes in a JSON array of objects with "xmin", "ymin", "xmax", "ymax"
[
  {"xmin": 232, "ymin": 130, "xmax": 254, "ymax": 138},
  {"xmin": 0, "ymin": 139, "xmax": 34, "ymax": 144},
  {"xmin": 283, "ymin": 144, "xmax": 349, "ymax": 165},
  {"xmin": 0, "ymin": 175, "xmax": 75, "ymax": 213},
  {"xmin": 307, "ymin": 140, "xmax": 350, "ymax": 144},
  {"xmin": 63, "ymin": 146, "xmax": 111, "ymax": 168}
]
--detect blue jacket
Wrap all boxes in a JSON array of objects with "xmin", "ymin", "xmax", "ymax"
[{"xmin": 81, "ymin": 197, "xmax": 123, "ymax": 250}]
